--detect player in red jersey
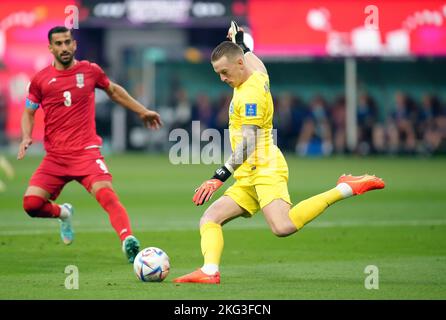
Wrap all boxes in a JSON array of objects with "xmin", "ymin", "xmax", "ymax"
[{"xmin": 18, "ymin": 26, "xmax": 162, "ymax": 263}]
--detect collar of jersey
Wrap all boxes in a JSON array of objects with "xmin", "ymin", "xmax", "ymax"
[{"xmin": 51, "ymin": 59, "xmax": 79, "ymax": 73}]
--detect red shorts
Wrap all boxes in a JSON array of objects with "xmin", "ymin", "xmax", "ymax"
[{"xmin": 29, "ymin": 148, "xmax": 113, "ymax": 200}]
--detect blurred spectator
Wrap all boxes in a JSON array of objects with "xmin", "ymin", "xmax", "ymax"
[
  {"xmin": 374, "ymin": 91, "xmax": 417, "ymax": 154},
  {"xmin": 330, "ymin": 95, "xmax": 346, "ymax": 154},
  {"xmin": 171, "ymin": 88, "xmax": 192, "ymax": 132},
  {"xmin": 390, "ymin": 92, "xmax": 418, "ymax": 153},
  {"xmin": 273, "ymin": 92, "xmax": 305, "ymax": 152},
  {"xmin": 296, "ymin": 95, "xmax": 333, "ymax": 156},
  {"xmin": 191, "ymin": 93, "xmax": 216, "ymax": 129},
  {"xmin": 356, "ymin": 93, "xmax": 379, "ymax": 155},
  {"xmin": 418, "ymin": 94, "xmax": 446, "ymax": 154},
  {"xmin": 215, "ymin": 93, "xmax": 231, "ymax": 133},
  {"xmin": 434, "ymin": 106, "xmax": 446, "ymax": 154}
]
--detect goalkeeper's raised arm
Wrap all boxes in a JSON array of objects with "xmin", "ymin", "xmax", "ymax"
[{"xmin": 227, "ymin": 21, "xmax": 267, "ymax": 75}]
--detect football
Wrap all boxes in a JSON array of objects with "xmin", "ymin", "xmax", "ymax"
[{"xmin": 133, "ymin": 247, "xmax": 170, "ymax": 282}]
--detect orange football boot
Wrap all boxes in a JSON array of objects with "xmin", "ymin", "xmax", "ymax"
[
  {"xmin": 337, "ymin": 174, "xmax": 385, "ymax": 195},
  {"xmin": 173, "ymin": 269, "xmax": 220, "ymax": 284}
]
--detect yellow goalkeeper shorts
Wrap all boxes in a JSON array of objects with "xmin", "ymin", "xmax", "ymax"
[{"xmin": 224, "ymin": 176, "xmax": 292, "ymax": 215}]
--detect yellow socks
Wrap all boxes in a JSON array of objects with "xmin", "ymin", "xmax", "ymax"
[
  {"xmin": 288, "ymin": 188, "xmax": 344, "ymax": 230},
  {"xmin": 200, "ymin": 222, "xmax": 224, "ymax": 273}
]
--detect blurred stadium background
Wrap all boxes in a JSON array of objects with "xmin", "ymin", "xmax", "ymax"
[
  {"xmin": 1, "ymin": 0, "xmax": 446, "ymax": 157},
  {"xmin": 0, "ymin": 0, "xmax": 446, "ymax": 300}
]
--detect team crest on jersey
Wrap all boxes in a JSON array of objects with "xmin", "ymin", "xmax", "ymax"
[
  {"xmin": 76, "ymin": 73, "xmax": 84, "ymax": 88},
  {"xmin": 229, "ymin": 100, "xmax": 234, "ymax": 114}
]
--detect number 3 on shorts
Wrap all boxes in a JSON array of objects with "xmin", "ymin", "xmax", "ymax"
[{"xmin": 96, "ymin": 159, "xmax": 109, "ymax": 174}]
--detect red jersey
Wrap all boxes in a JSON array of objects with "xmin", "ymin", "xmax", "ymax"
[{"xmin": 27, "ymin": 60, "xmax": 110, "ymax": 154}]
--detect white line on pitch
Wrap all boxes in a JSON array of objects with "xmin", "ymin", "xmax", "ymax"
[{"xmin": 0, "ymin": 219, "xmax": 445, "ymax": 236}]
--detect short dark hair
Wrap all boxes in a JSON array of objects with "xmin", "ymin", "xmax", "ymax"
[
  {"xmin": 211, "ymin": 41, "xmax": 243, "ymax": 62},
  {"xmin": 48, "ymin": 26, "xmax": 73, "ymax": 43}
]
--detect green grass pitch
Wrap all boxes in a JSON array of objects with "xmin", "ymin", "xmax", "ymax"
[{"xmin": 0, "ymin": 154, "xmax": 445, "ymax": 299}]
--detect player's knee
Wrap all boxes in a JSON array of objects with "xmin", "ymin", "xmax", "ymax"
[
  {"xmin": 199, "ymin": 214, "xmax": 219, "ymax": 227},
  {"xmin": 200, "ymin": 207, "xmax": 223, "ymax": 227},
  {"xmin": 271, "ymin": 227, "xmax": 292, "ymax": 237},
  {"xmin": 270, "ymin": 221, "xmax": 296, "ymax": 237},
  {"xmin": 23, "ymin": 195, "xmax": 46, "ymax": 218}
]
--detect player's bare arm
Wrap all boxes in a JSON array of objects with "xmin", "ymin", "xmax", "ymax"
[
  {"xmin": 17, "ymin": 108, "xmax": 36, "ymax": 160},
  {"xmin": 243, "ymin": 52, "xmax": 267, "ymax": 75},
  {"xmin": 193, "ymin": 124, "xmax": 258, "ymax": 206},
  {"xmin": 225, "ymin": 124, "xmax": 259, "ymax": 172},
  {"xmin": 105, "ymin": 81, "xmax": 163, "ymax": 130},
  {"xmin": 227, "ymin": 21, "xmax": 267, "ymax": 75}
]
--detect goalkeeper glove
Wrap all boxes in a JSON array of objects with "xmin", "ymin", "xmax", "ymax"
[
  {"xmin": 192, "ymin": 165, "xmax": 233, "ymax": 206},
  {"xmin": 229, "ymin": 20, "xmax": 251, "ymax": 54}
]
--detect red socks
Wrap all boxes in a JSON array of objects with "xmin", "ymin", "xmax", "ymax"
[
  {"xmin": 23, "ymin": 189, "xmax": 133, "ymax": 241},
  {"xmin": 95, "ymin": 188, "xmax": 132, "ymax": 241},
  {"xmin": 23, "ymin": 195, "xmax": 61, "ymax": 218}
]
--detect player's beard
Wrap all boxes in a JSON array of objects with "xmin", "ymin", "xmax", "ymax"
[{"xmin": 57, "ymin": 52, "xmax": 74, "ymax": 66}]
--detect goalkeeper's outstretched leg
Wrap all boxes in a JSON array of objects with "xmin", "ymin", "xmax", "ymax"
[{"xmin": 263, "ymin": 174, "xmax": 385, "ymax": 237}]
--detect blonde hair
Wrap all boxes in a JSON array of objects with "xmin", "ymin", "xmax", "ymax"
[{"xmin": 211, "ymin": 41, "xmax": 243, "ymax": 62}]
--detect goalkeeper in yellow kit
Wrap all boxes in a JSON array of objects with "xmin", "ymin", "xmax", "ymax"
[{"xmin": 173, "ymin": 22, "xmax": 385, "ymax": 284}]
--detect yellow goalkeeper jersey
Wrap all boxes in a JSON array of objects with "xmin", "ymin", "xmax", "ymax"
[{"xmin": 229, "ymin": 71, "xmax": 288, "ymax": 183}]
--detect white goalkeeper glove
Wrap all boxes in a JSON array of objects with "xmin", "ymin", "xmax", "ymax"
[{"xmin": 228, "ymin": 20, "xmax": 251, "ymax": 54}]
